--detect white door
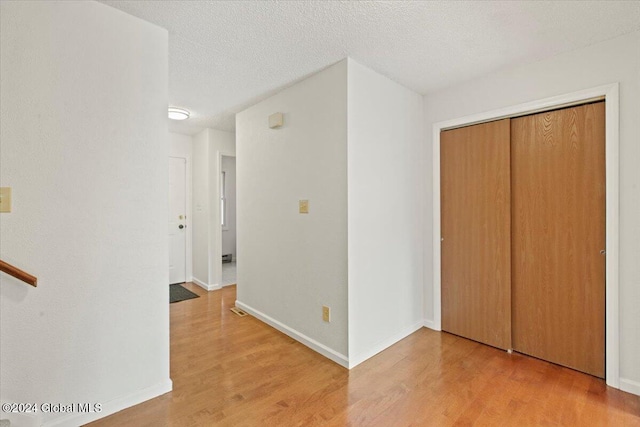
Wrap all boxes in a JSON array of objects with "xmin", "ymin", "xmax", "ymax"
[{"xmin": 169, "ymin": 157, "xmax": 186, "ymax": 284}]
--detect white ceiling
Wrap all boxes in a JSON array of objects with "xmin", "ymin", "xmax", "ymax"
[{"xmin": 101, "ymin": 1, "xmax": 640, "ymax": 135}]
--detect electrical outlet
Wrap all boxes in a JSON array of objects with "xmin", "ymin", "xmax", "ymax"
[{"xmin": 322, "ymin": 306, "xmax": 330, "ymax": 322}]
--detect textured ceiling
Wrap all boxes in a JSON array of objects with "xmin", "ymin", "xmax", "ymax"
[{"xmin": 100, "ymin": 1, "xmax": 640, "ymax": 135}]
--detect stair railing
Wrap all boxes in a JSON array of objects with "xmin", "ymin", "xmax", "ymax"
[{"xmin": 0, "ymin": 260, "xmax": 37, "ymax": 287}]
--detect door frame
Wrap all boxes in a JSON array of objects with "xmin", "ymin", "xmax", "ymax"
[
  {"xmin": 169, "ymin": 155, "xmax": 193, "ymax": 283},
  {"xmin": 213, "ymin": 150, "xmax": 236, "ymax": 289},
  {"xmin": 430, "ymin": 83, "xmax": 620, "ymax": 388}
]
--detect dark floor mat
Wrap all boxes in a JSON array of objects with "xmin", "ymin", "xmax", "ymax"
[{"xmin": 170, "ymin": 284, "xmax": 199, "ymax": 303}]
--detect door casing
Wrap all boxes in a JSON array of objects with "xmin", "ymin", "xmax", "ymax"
[{"xmin": 169, "ymin": 156, "xmax": 189, "ymax": 283}]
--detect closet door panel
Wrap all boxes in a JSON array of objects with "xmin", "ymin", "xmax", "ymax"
[
  {"xmin": 441, "ymin": 119, "xmax": 511, "ymax": 350},
  {"xmin": 511, "ymin": 102, "xmax": 605, "ymax": 378}
]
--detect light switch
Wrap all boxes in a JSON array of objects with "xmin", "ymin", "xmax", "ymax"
[
  {"xmin": 299, "ymin": 200, "xmax": 309, "ymax": 214},
  {"xmin": 322, "ymin": 306, "xmax": 331, "ymax": 322},
  {"xmin": 0, "ymin": 187, "xmax": 12, "ymax": 213},
  {"xmin": 269, "ymin": 112, "xmax": 283, "ymax": 129}
]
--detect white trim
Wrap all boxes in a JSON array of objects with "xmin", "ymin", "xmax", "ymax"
[
  {"xmin": 348, "ymin": 321, "xmax": 423, "ymax": 369},
  {"xmin": 169, "ymin": 156, "xmax": 191, "ymax": 285},
  {"xmin": 42, "ymin": 380, "xmax": 172, "ymax": 427},
  {"xmin": 192, "ymin": 277, "xmax": 220, "ymax": 291},
  {"xmin": 431, "ymin": 83, "xmax": 620, "ymax": 388},
  {"xmin": 619, "ymin": 378, "xmax": 640, "ymax": 397},
  {"xmin": 214, "ymin": 151, "xmax": 236, "ymax": 293},
  {"xmin": 423, "ymin": 319, "xmax": 436, "ymax": 330},
  {"xmin": 603, "ymin": 87, "xmax": 620, "ymax": 388},
  {"xmin": 186, "ymin": 153, "xmax": 193, "ymax": 283},
  {"xmin": 235, "ymin": 300, "xmax": 349, "ymax": 368}
]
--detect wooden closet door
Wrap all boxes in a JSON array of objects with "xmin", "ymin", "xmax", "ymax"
[
  {"xmin": 441, "ymin": 119, "xmax": 511, "ymax": 350},
  {"xmin": 511, "ymin": 102, "xmax": 605, "ymax": 378}
]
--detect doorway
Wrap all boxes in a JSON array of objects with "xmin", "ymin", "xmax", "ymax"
[
  {"xmin": 220, "ymin": 155, "xmax": 237, "ymax": 286},
  {"xmin": 169, "ymin": 156, "xmax": 187, "ymax": 284}
]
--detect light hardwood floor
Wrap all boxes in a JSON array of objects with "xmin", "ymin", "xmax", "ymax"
[{"xmin": 88, "ymin": 283, "xmax": 640, "ymax": 426}]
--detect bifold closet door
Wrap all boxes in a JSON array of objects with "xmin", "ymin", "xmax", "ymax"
[
  {"xmin": 441, "ymin": 119, "xmax": 511, "ymax": 350},
  {"xmin": 511, "ymin": 102, "xmax": 605, "ymax": 378}
]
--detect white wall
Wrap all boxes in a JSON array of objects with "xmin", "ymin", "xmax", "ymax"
[
  {"xmin": 170, "ymin": 132, "xmax": 193, "ymax": 281},
  {"xmin": 169, "ymin": 132, "xmax": 193, "ymax": 157},
  {"xmin": 423, "ymin": 31, "xmax": 640, "ymax": 394},
  {"xmin": 221, "ymin": 156, "xmax": 237, "ymax": 261},
  {"xmin": 347, "ymin": 59, "xmax": 424, "ymax": 366},
  {"xmin": 192, "ymin": 129, "xmax": 210, "ymax": 286},
  {"xmin": 236, "ymin": 60, "xmax": 349, "ymax": 361},
  {"xmin": 192, "ymin": 128, "xmax": 235, "ymax": 289},
  {"xmin": 0, "ymin": 1, "xmax": 170, "ymax": 426}
]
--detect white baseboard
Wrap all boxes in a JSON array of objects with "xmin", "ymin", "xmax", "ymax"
[
  {"xmin": 620, "ymin": 378, "xmax": 640, "ymax": 396},
  {"xmin": 423, "ymin": 319, "xmax": 438, "ymax": 330},
  {"xmin": 192, "ymin": 277, "xmax": 221, "ymax": 291},
  {"xmin": 235, "ymin": 300, "xmax": 349, "ymax": 368},
  {"xmin": 348, "ymin": 320, "xmax": 423, "ymax": 369},
  {"xmin": 191, "ymin": 276, "xmax": 207, "ymax": 288},
  {"xmin": 42, "ymin": 379, "xmax": 172, "ymax": 427},
  {"xmin": 222, "ymin": 282, "xmax": 236, "ymax": 288}
]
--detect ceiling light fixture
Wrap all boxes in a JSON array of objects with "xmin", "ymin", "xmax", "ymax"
[{"xmin": 168, "ymin": 107, "xmax": 190, "ymax": 120}]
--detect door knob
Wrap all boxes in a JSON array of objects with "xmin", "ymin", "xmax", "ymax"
[{"xmin": 179, "ymin": 224, "xmax": 184, "ymax": 229}]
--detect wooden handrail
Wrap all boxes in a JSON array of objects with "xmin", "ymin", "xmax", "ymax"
[{"xmin": 0, "ymin": 260, "xmax": 37, "ymax": 287}]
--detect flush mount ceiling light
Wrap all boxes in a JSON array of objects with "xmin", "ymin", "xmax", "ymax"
[{"xmin": 168, "ymin": 107, "xmax": 190, "ymax": 120}]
